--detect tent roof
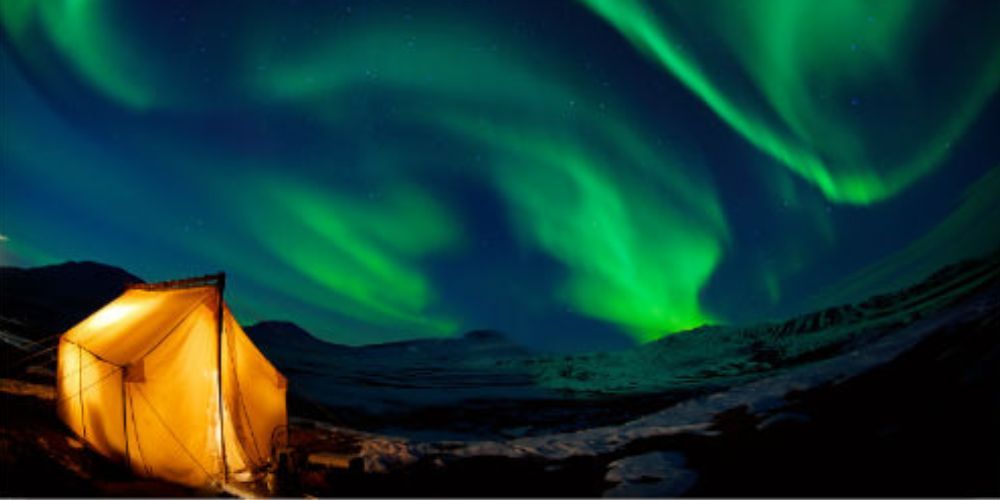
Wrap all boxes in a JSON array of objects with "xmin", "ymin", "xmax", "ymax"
[{"xmin": 62, "ymin": 286, "xmax": 219, "ymax": 366}]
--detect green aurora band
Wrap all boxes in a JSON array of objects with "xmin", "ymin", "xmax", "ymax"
[
  {"xmin": 2, "ymin": 1, "xmax": 998, "ymax": 345},
  {"xmin": 580, "ymin": 0, "xmax": 1000, "ymax": 204},
  {"xmin": 1, "ymin": 3, "xmax": 731, "ymax": 341},
  {"xmin": 484, "ymin": 129, "xmax": 723, "ymax": 340},
  {"xmin": 255, "ymin": 18, "xmax": 729, "ymax": 340},
  {"xmin": 1, "ymin": 0, "xmax": 161, "ymax": 109},
  {"xmin": 242, "ymin": 175, "xmax": 462, "ymax": 334}
]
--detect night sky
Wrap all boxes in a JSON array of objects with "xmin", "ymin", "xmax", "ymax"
[{"xmin": 2, "ymin": 0, "xmax": 999, "ymax": 351}]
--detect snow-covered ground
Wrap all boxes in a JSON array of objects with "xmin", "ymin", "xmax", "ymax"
[{"xmin": 254, "ymin": 253, "xmax": 1000, "ymax": 442}]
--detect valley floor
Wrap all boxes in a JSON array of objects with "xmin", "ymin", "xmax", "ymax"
[{"xmin": 3, "ymin": 295, "xmax": 997, "ymax": 497}]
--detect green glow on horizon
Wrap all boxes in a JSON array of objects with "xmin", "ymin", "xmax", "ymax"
[
  {"xmin": 580, "ymin": 0, "xmax": 1000, "ymax": 204},
  {"xmin": 485, "ymin": 129, "xmax": 723, "ymax": 341},
  {"xmin": 427, "ymin": 102, "xmax": 729, "ymax": 340}
]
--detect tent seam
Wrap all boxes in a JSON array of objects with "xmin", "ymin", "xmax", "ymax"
[
  {"xmin": 127, "ymin": 385, "xmax": 152, "ymax": 476},
  {"xmin": 57, "ymin": 365, "xmax": 123, "ymax": 405},
  {"xmin": 62, "ymin": 338, "xmax": 124, "ymax": 368}
]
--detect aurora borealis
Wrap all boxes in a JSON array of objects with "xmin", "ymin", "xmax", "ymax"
[{"xmin": 2, "ymin": 1, "xmax": 999, "ymax": 350}]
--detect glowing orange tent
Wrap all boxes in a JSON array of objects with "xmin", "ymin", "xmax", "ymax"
[{"xmin": 56, "ymin": 274, "xmax": 287, "ymax": 489}]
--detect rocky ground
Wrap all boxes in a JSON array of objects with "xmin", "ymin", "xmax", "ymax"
[{"xmin": 272, "ymin": 281, "xmax": 999, "ymax": 497}]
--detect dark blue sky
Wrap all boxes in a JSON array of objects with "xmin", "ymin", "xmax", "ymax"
[{"xmin": 2, "ymin": 0, "xmax": 999, "ymax": 351}]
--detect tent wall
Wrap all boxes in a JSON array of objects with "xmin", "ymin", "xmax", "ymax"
[
  {"xmin": 56, "ymin": 340, "xmax": 84, "ymax": 438},
  {"xmin": 126, "ymin": 298, "xmax": 224, "ymax": 487},
  {"xmin": 79, "ymin": 347, "xmax": 125, "ymax": 461},
  {"xmin": 221, "ymin": 309, "xmax": 287, "ymax": 477},
  {"xmin": 57, "ymin": 283, "xmax": 288, "ymax": 489},
  {"xmin": 56, "ymin": 340, "xmax": 125, "ymax": 463}
]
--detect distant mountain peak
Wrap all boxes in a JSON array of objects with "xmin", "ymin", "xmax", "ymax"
[
  {"xmin": 0, "ymin": 261, "xmax": 144, "ymax": 338},
  {"xmin": 462, "ymin": 329, "xmax": 510, "ymax": 342},
  {"xmin": 4, "ymin": 260, "xmax": 143, "ymax": 284},
  {"xmin": 244, "ymin": 320, "xmax": 349, "ymax": 350},
  {"xmin": 248, "ymin": 320, "xmax": 311, "ymax": 335}
]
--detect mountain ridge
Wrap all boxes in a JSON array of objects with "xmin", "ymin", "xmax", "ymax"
[
  {"xmin": 4, "ymin": 252, "xmax": 998, "ymax": 353},
  {"xmin": 0, "ymin": 261, "xmax": 526, "ymax": 356}
]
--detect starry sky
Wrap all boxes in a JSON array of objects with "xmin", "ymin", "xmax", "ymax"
[{"xmin": 2, "ymin": 0, "xmax": 999, "ymax": 351}]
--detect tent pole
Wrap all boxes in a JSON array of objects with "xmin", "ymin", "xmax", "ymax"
[
  {"xmin": 215, "ymin": 273, "xmax": 228, "ymax": 484},
  {"xmin": 122, "ymin": 378, "xmax": 129, "ymax": 468},
  {"xmin": 79, "ymin": 343, "xmax": 85, "ymax": 438}
]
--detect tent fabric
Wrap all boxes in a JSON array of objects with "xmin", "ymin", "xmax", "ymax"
[
  {"xmin": 56, "ymin": 284, "xmax": 287, "ymax": 489},
  {"xmin": 221, "ymin": 307, "xmax": 286, "ymax": 475},
  {"xmin": 62, "ymin": 287, "xmax": 215, "ymax": 366}
]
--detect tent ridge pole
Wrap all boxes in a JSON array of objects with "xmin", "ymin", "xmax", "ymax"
[{"xmin": 215, "ymin": 272, "xmax": 228, "ymax": 483}]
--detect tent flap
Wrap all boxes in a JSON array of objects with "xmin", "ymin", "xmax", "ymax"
[{"xmin": 222, "ymin": 307, "xmax": 287, "ymax": 473}]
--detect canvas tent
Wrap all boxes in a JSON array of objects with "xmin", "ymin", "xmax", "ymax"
[{"xmin": 56, "ymin": 274, "xmax": 287, "ymax": 489}]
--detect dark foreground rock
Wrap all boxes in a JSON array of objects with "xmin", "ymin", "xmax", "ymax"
[{"xmin": 603, "ymin": 452, "xmax": 696, "ymax": 497}]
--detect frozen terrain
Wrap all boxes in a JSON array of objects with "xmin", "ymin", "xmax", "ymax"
[
  {"xmin": 245, "ymin": 252, "xmax": 999, "ymax": 443},
  {"xmin": 2, "ymin": 252, "xmax": 998, "ymax": 496}
]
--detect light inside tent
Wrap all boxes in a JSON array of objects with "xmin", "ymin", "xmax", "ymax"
[{"xmin": 86, "ymin": 302, "xmax": 139, "ymax": 329}]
